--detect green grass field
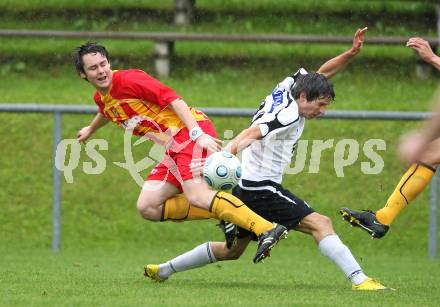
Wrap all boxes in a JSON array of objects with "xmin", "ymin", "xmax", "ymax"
[
  {"xmin": 2, "ymin": 241, "xmax": 440, "ymax": 306},
  {"xmin": 1, "ymin": 1, "xmax": 440, "ymax": 306}
]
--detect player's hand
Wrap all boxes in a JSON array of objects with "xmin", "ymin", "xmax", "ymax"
[
  {"xmin": 195, "ymin": 134, "xmax": 222, "ymax": 155},
  {"xmin": 406, "ymin": 37, "xmax": 436, "ymax": 64},
  {"xmin": 190, "ymin": 158, "xmax": 206, "ymax": 177},
  {"xmin": 397, "ymin": 130, "xmax": 426, "ymax": 165},
  {"xmin": 77, "ymin": 126, "xmax": 94, "ymax": 143},
  {"xmin": 222, "ymin": 142, "xmax": 233, "ymax": 153},
  {"xmin": 350, "ymin": 27, "xmax": 368, "ymax": 55}
]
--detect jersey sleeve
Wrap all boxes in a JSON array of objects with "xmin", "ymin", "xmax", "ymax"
[
  {"xmin": 121, "ymin": 70, "xmax": 180, "ymax": 109},
  {"xmin": 256, "ymin": 103, "xmax": 300, "ymax": 138},
  {"xmin": 253, "ymin": 71, "xmax": 305, "ymax": 138}
]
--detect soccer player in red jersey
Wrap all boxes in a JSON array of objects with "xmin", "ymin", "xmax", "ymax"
[{"xmin": 72, "ymin": 42, "xmax": 287, "ymax": 263}]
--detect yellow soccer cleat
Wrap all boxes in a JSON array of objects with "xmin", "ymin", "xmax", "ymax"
[
  {"xmin": 352, "ymin": 278, "xmax": 394, "ymax": 291},
  {"xmin": 144, "ymin": 264, "xmax": 167, "ymax": 283}
]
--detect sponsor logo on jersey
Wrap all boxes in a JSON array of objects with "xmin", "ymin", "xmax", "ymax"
[{"xmin": 269, "ymin": 88, "xmax": 284, "ymax": 113}]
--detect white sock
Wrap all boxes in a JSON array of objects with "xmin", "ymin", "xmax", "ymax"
[
  {"xmin": 318, "ymin": 234, "xmax": 368, "ymax": 285},
  {"xmin": 158, "ymin": 242, "xmax": 217, "ymax": 279}
]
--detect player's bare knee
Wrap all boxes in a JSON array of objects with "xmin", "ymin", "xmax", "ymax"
[
  {"xmin": 136, "ymin": 199, "xmax": 160, "ymax": 221},
  {"xmin": 320, "ymin": 214, "xmax": 333, "ymax": 228},
  {"xmin": 317, "ymin": 215, "xmax": 334, "ymax": 233},
  {"xmin": 307, "ymin": 213, "xmax": 333, "ymax": 233},
  {"xmin": 137, "ymin": 204, "xmax": 153, "ymax": 219}
]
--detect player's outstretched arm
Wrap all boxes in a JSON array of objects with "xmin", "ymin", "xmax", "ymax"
[
  {"xmin": 224, "ymin": 125, "xmax": 262, "ymax": 155},
  {"xmin": 77, "ymin": 113, "xmax": 109, "ymax": 143},
  {"xmin": 189, "ymin": 125, "xmax": 261, "ymax": 177},
  {"xmin": 406, "ymin": 37, "xmax": 440, "ymax": 71},
  {"xmin": 317, "ymin": 27, "xmax": 367, "ymax": 79}
]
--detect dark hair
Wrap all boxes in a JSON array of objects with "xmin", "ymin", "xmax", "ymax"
[
  {"xmin": 291, "ymin": 72, "xmax": 335, "ymax": 101},
  {"xmin": 72, "ymin": 42, "xmax": 109, "ymax": 74}
]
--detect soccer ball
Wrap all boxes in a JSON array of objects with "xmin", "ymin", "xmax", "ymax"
[{"xmin": 203, "ymin": 151, "xmax": 242, "ymax": 190}]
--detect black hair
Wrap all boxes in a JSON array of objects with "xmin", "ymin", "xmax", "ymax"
[
  {"xmin": 291, "ymin": 72, "xmax": 335, "ymax": 101},
  {"xmin": 72, "ymin": 42, "xmax": 110, "ymax": 75}
]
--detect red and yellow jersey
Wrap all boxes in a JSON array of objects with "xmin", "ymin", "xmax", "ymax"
[{"xmin": 93, "ymin": 69, "xmax": 207, "ymax": 145}]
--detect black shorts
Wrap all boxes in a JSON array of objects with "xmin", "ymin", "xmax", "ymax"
[{"xmin": 232, "ymin": 179, "xmax": 315, "ymax": 241}]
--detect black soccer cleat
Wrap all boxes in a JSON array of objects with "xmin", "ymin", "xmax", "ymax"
[
  {"xmin": 340, "ymin": 207, "xmax": 389, "ymax": 238},
  {"xmin": 218, "ymin": 220, "xmax": 238, "ymax": 249},
  {"xmin": 253, "ymin": 223, "xmax": 288, "ymax": 263}
]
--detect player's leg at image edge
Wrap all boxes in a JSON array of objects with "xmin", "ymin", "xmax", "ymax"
[{"xmin": 340, "ymin": 163, "xmax": 434, "ymax": 238}]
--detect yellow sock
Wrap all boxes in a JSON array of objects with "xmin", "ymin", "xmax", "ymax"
[
  {"xmin": 161, "ymin": 194, "xmax": 215, "ymax": 221},
  {"xmin": 376, "ymin": 163, "xmax": 435, "ymax": 225},
  {"xmin": 209, "ymin": 191, "xmax": 273, "ymax": 235}
]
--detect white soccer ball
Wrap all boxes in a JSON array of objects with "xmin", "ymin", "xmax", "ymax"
[{"xmin": 203, "ymin": 151, "xmax": 242, "ymax": 191}]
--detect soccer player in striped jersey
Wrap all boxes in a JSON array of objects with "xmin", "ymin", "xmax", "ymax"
[
  {"xmin": 73, "ymin": 42, "xmax": 288, "ymax": 263},
  {"xmin": 340, "ymin": 37, "xmax": 440, "ymax": 239},
  {"xmin": 145, "ymin": 28, "xmax": 391, "ymax": 290}
]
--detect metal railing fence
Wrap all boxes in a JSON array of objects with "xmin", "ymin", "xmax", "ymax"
[{"xmin": 0, "ymin": 103, "xmax": 437, "ymax": 259}]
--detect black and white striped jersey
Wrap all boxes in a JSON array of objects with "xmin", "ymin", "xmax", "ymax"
[{"xmin": 240, "ymin": 68, "xmax": 308, "ymax": 184}]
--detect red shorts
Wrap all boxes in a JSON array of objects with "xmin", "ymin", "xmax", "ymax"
[{"xmin": 147, "ymin": 119, "xmax": 217, "ymax": 191}]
